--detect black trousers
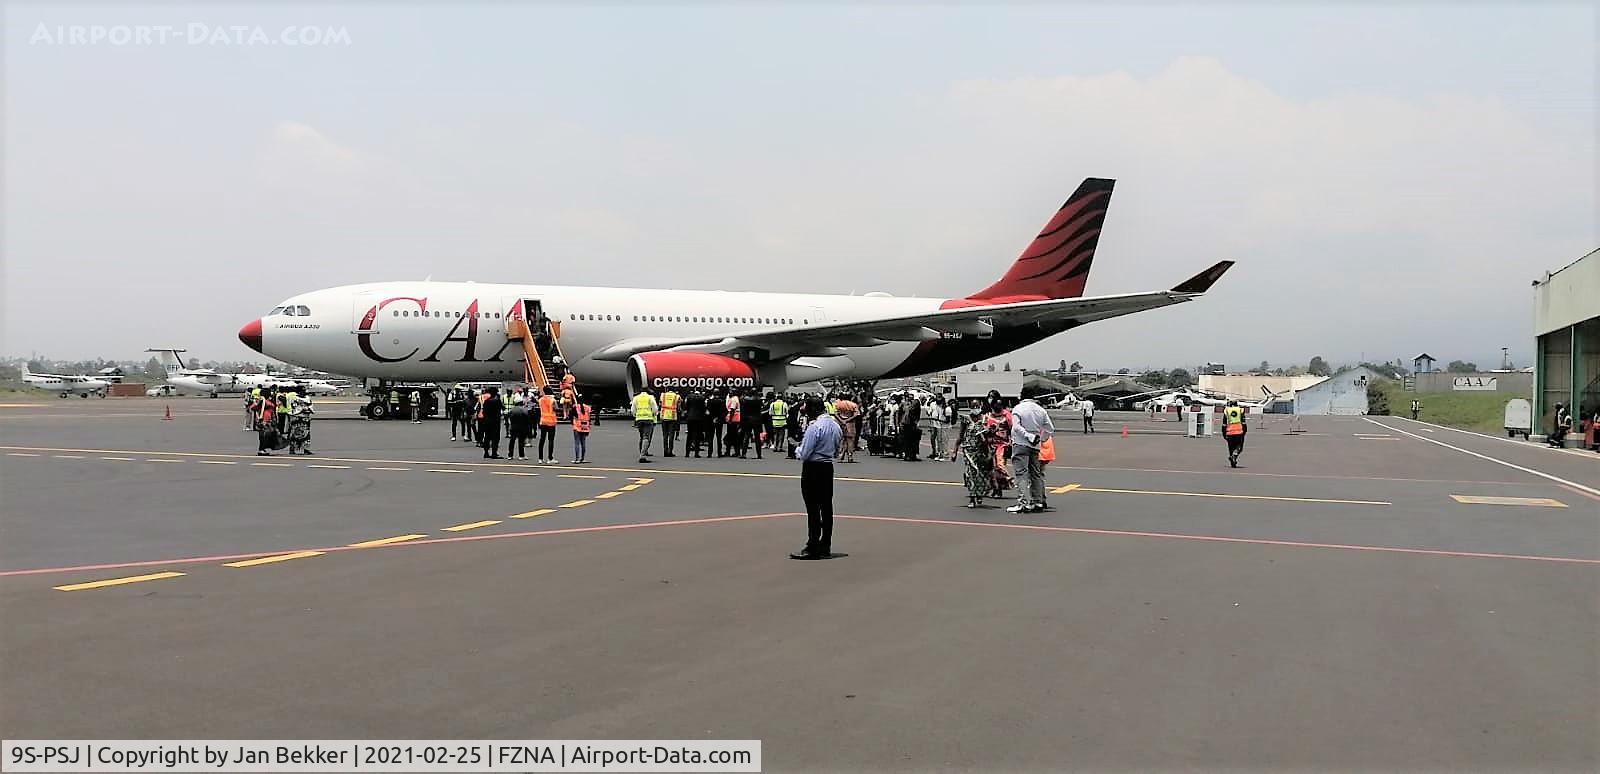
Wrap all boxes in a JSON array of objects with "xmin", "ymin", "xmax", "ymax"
[
  {"xmin": 480, "ymin": 422, "xmax": 500, "ymax": 456},
  {"xmin": 661, "ymin": 421, "xmax": 680, "ymax": 456},
  {"xmin": 801, "ymin": 461, "xmax": 834, "ymax": 554},
  {"xmin": 452, "ymin": 413, "xmax": 474, "ymax": 439},
  {"xmin": 743, "ymin": 423, "xmax": 763, "ymax": 458},
  {"xmin": 901, "ymin": 426, "xmax": 921, "ymax": 459},
  {"xmin": 687, "ymin": 421, "xmax": 708, "ymax": 455},
  {"xmin": 712, "ymin": 422, "xmax": 724, "ymax": 456},
  {"xmin": 538, "ymin": 426, "xmax": 557, "ymax": 459},
  {"xmin": 508, "ymin": 433, "xmax": 528, "ymax": 458},
  {"xmin": 1226, "ymin": 434, "xmax": 1244, "ymax": 457}
]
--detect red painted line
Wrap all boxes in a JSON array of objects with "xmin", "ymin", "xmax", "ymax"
[
  {"xmin": 1052, "ymin": 464, "xmax": 1536, "ymax": 488},
  {"xmin": 0, "ymin": 513, "xmax": 801, "ymax": 578},
  {"xmin": 835, "ymin": 514, "xmax": 1600, "ymax": 565}
]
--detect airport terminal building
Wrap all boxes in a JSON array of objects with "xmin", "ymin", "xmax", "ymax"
[{"xmin": 1533, "ymin": 248, "xmax": 1599, "ymax": 428}]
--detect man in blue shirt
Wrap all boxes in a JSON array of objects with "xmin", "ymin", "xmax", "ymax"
[{"xmin": 791, "ymin": 397, "xmax": 842, "ymax": 560}]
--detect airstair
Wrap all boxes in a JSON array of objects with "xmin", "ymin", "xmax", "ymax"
[{"xmin": 505, "ymin": 307, "xmax": 569, "ymax": 392}]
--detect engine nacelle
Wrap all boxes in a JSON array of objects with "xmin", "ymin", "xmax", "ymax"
[{"xmin": 627, "ymin": 352, "xmax": 759, "ymax": 396}]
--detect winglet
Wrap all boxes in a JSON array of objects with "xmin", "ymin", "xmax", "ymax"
[{"xmin": 1170, "ymin": 260, "xmax": 1234, "ymax": 294}]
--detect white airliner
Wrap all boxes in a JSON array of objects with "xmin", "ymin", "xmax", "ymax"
[
  {"xmin": 148, "ymin": 349, "xmax": 341, "ymax": 397},
  {"xmin": 238, "ymin": 179, "xmax": 1234, "ymax": 400},
  {"xmin": 20, "ymin": 366, "xmax": 111, "ymax": 398}
]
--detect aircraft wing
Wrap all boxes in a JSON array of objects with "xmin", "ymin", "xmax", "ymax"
[{"xmin": 590, "ymin": 261, "xmax": 1234, "ymax": 362}]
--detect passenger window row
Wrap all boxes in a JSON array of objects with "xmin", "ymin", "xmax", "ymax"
[
  {"xmin": 383, "ymin": 309, "xmax": 811, "ymax": 326},
  {"xmin": 565, "ymin": 314, "xmax": 803, "ymax": 325},
  {"xmin": 393, "ymin": 310, "xmax": 503, "ymax": 319}
]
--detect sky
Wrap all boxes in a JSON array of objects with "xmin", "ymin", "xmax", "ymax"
[{"xmin": 3, "ymin": 2, "xmax": 1595, "ymax": 374}]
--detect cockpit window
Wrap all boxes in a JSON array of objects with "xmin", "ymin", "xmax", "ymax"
[
  {"xmin": 268, "ymin": 306, "xmax": 286, "ymax": 316},
  {"xmin": 295, "ymin": 305, "xmax": 310, "ymax": 316}
]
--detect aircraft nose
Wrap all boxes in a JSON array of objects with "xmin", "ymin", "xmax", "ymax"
[{"xmin": 238, "ymin": 319, "xmax": 263, "ymax": 353}]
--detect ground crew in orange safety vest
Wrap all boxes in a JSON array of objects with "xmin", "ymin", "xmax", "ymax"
[
  {"xmin": 1223, "ymin": 400, "xmax": 1247, "ymax": 468},
  {"xmin": 537, "ymin": 388, "xmax": 560, "ymax": 464},
  {"xmin": 571, "ymin": 400, "xmax": 593, "ymax": 464},
  {"xmin": 659, "ymin": 388, "xmax": 682, "ymax": 457}
]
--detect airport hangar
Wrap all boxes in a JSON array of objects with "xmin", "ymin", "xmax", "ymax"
[{"xmin": 1533, "ymin": 247, "xmax": 1599, "ymax": 432}]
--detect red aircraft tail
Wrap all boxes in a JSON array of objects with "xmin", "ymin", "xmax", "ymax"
[{"xmin": 968, "ymin": 178, "xmax": 1115, "ymax": 302}]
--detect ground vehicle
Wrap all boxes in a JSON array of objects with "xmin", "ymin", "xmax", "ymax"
[
  {"xmin": 360, "ymin": 383, "xmax": 442, "ymax": 420},
  {"xmin": 1503, "ymin": 398, "xmax": 1532, "ymax": 439}
]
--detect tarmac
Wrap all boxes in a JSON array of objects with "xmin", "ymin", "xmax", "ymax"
[{"xmin": 1, "ymin": 398, "xmax": 1596, "ymax": 771}]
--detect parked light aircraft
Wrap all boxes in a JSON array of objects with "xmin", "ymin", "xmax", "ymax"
[
  {"xmin": 237, "ymin": 179, "xmax": 1234, "ymax": 400},
  {"xmin": 20, "ymin": 366, "xmax": 110, "ymax": 398},
  {"xmin": 147, "ymin": 349, "xmax": 340, "ymax": 397}
]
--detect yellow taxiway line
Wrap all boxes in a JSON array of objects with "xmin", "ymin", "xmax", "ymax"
[
  {"xmin": 560, "ymin": 499, "xmax": 595, "ymax": 508},
  {"xmin": 348, "ymin": 534, "xmax": 427, "ymax": 547},
  {"xmin": 54, "ymin": 571, "xmax": 185, "ymax": 592},
  {"xmin": 0, "ymin": 443, "xmax": 1556, "ymax": 490},
  {"xmin": 1450, "ymin": 495, "xmax": 1566, "ymax": 508},
  {"xmin": 223, "ymin": 551, "xmax": 324, "ymax": 568},
  {"xmin": 509, "ymin": 508, "xmax": 557, "ymax": 519},
  {"xmin": 443, "ymin": 520, "xmax": 501, "ymax": 532}
]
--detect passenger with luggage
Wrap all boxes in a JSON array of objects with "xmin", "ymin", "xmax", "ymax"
[{"xmin": 255, "ymin": 389, "xmax": 280, "ymax": 456}]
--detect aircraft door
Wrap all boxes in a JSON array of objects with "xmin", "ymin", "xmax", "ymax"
[
  {"xmin": 806, "ymin": 306, "xmax": 828, "ymax": 326},
  {"xmin": 502, "ymin": 297, "xmax": 545, "ymax": 325}
]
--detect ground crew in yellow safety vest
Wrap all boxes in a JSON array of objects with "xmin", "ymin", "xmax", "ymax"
[
  {"xmin": 279, "ymin": 391, "xmax": 298, "ymax": 433},
  {"xmin": 1223, "ymin": 401, "xmax": 1247, "ymax": 468},
  {"xmin": 659, "ymin": 389, "xmax": 681, "ymax": 457},
  {"xmin": 769, "ymin": 395, "xmax": 788, "ymax": 451},
  {"xmin": 633, "ymin": 389, "xmax": 659, "ymax": 463},
  {"xmin": 388, "ymin": 389, "xmax": 400, "ymax": 419}
]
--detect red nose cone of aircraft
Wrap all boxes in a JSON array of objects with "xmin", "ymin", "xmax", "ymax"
[{"xmin": 238, "ymin": 319, "xmax": 263, "ymax": 353}]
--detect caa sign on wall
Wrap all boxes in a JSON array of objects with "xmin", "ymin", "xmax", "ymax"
[{"xmin": 1452, "ymin": 376, "xmax": 1498, "ymax": 391}]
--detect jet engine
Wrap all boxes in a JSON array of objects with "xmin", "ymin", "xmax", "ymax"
[{"xmin": 626, "ymin": 352, "xmax": 759, "ymax": 396}]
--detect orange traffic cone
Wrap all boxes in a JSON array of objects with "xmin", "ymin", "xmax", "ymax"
[
  {"xmin": 163, "ymin": 405, "xmax": 172, "ymax": 421},
  {"xmin": 1120, "ymin": 425, "xmax": 1128, "ymax": 438}
]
